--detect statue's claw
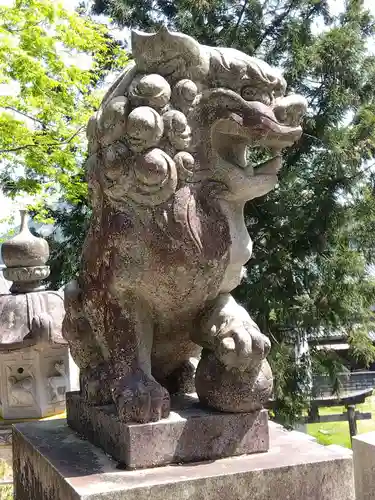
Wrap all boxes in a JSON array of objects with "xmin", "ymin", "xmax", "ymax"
[
  {"xmin": 215, "ymin": 321, "xmax": 271, "ymax": 371},
  {"xmin": 112, "ymin": 370, "xmax": 170, "ymax": 423},
  {"xmin": 196, "ymin": 293, "xmax": 271, "ymax": 372}
]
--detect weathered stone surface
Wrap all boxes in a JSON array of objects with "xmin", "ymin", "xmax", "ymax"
[
  {"xmin": 352, "ymin": 431, "xmax": 375, "ymax": 500},
  {"xmin": 63, "ymin": 27, "xmax": 307, "ymax": 429},
  {"xmin": 67, "ymin": 391, "xmax": 268, "ymax": 468},
  {"xmin": 13, "ymin": 419, "xmax": 354, "ymax": 500}
]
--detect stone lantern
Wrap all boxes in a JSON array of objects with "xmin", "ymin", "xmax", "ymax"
[{"xmin": 0, "ymin": 210, "xmax": 79, "ymax": 419}]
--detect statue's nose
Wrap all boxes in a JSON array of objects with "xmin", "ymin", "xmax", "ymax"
[{"xmin": 273, "ymin": 94, "xmax": 308, "ymax": 127}]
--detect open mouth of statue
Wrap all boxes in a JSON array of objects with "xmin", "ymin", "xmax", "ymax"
[
  {"xmin": 213, "ymin": 108, "xmax": 301, "ymax": 174},
  {"xmin": 210, "ymin": 101, "xmax": 303, "ymax": 200},
  {"xmin": 250, "ymin": 149, "xmax": 282, "ymax": 175},
  {"xmin": 217, "ymin": 134, "xmax": 282, "ymax": 175}
]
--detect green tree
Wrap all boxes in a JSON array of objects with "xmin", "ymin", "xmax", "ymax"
[
  {"xmin": 0, "ymin": 0, "xmax": 128, "ymax": 285},
  {"xmin": 92, "ymin": 0, "xmax": 375, "ymax": 424}
]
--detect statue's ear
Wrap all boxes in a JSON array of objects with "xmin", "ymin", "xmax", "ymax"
[{"xmin": 131, "ymin": 26, "xmax": 210, "ymax": 81}]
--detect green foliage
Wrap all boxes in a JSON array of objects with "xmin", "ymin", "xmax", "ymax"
[
  {"xmin": 44, "ymin": 203, "xmax": 90, "ymax": 289},
  {"xmin": 93, "ymin": 0, "xmax": 375, "ymax": 424},
  {"xmin": 311, "ymin": 348, "xmax": 350, "ymax": 395},
  {"xmin": 268, "ymin": 342, "xmax": 311, "ymax": 427},
  {"xmin": 0, "ymin": 0, "xmax": 128, "ymax": 285}
]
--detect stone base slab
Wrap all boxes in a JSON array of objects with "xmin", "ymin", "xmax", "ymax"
[
  {"xmin": 352, "ymin": 432, "xmax": 375, "ymax": 500},
  {"xmin": 0, "ymin": 412, "xmax": 68, "ymax": 481},
  {"xmin": 13, "ymin": 419, "xmax": 355, "ymax": 500},
  {"xmin": 66, "ymin": 391, "xmax": 269, "ymax": 468}
]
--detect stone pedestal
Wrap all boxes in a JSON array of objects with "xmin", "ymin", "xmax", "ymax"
[
  {"xmin": 352, "ymin": 432, "xmax": 375, "ymax": 499},
  {"xmin": 67, "ymin": 392, "xmax": 269, "ymax": 468},
  {"xmin": 13, "ymin": 419, "xmax": 354, "ymax": 500}
]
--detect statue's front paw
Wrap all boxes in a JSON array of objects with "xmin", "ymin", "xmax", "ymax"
[
  {"xmin": 215, "ymin": 321, "xmax": 271, "ymax": 371},
  {"xmin": 112, "ymin": 370, "xmax": 170, "ymax": 423}
]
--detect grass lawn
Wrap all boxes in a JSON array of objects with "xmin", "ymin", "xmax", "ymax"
[
  {"xmin": 0, "ymin": 461, "xmax": 12, "ymax": 500},
  {"xmin": 307, "ymin": 393, "xmax": 375, "ymax": 448},
  {"xmin": 0, "ymin": 485, "xmax": 12, "ymax": 500}
]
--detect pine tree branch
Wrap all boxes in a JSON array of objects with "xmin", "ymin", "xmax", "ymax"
[
  {"xmin": 339, "ymin": 161, "xmax": 375, "ymax": 184},
  {"xmin": 233, "ymin": 0, "xmax": 249, "ymax": 39},
  {"xmin": 262, "ymin": 0, "xmax": 284, "ymax": 17},
  {"xmin": 254, "ymin": 0, "xmax": 320, "ymax": 53},
  {"xmin": 253, "ymin": 0, "xmax": 299, "ymax": 52}
]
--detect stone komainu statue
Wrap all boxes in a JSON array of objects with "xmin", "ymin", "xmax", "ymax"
[{"xmin": 63, "ymin": 28, "xmax": 307, "ymax": 423}]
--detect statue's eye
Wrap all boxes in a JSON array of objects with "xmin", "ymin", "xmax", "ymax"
[
  {"xmin": 241, "ymin": 86, "xmax": 272, "ymax": 106},
  {"xmin": 241, "ymin": 86, "xmax": 257, "ymax": 100}
]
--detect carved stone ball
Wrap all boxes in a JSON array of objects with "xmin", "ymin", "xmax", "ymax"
[
  {"xmin": 163, "ymin": 110, "xmax": 187, "ymax": 133},
  {"xmin": 195, "ymin": 350, "xmax": 273, "ymax": 413},
  {"xmin": 103, "ymin": 141, "xmax": 130, "ymax": 181},
  {"xmin": 97, "ymin": 96, "xmax": 129, "ymax": 146},
  {"xmin": 135, "ymin": 148, "xmax": 170, "ymax": 186},
  {"xmin": 163, "ymin": 110, "xmax": 192, "ymax": 150},
  {"xmin": 98, "ymin": 96, "xmax": 129, "ymax": 130},
  {"xmin": 172, "ymin": 79, "xmax": 198, "ymax": 110},
  {"xmin": 128, "ymin": 148, "xmax": 177, "ymax": 206},
  {"xmin": 126, "ymin": 106, "xmax": 164, "ymax": 153},
  {"xmin": 129, "ymin": 73, "xmax": 171, "ymax": 109},
  {"xmin": 174, "ymin": 151, "xmax": 195, "ymax": 181}
]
